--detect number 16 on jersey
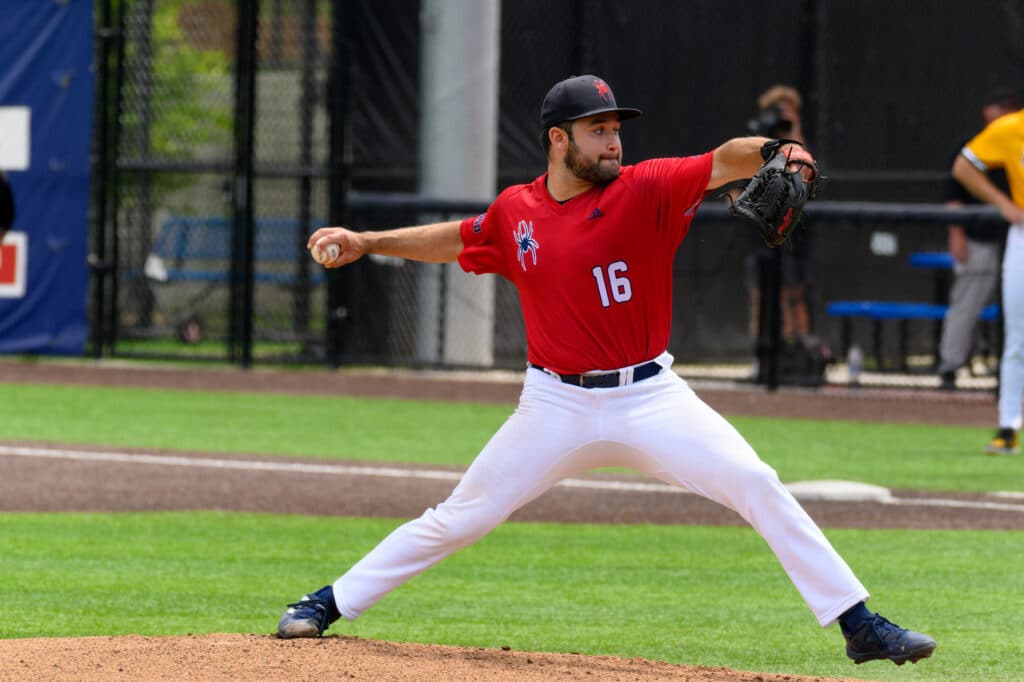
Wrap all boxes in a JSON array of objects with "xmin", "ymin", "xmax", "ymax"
[{"xmin": 592, "ymin": 260, "xmax": 632, "ymax": 307}]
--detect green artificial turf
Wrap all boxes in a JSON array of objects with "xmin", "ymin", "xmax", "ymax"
[
  {"xmin": 0, "ymin": 512, "xmax": 1020, "ymax": 681},
  {"xmin": 1, "ymin": 381, "xmax": 1021, "ymax": 492}
]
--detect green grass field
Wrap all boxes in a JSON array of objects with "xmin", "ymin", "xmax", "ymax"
[
  {"xmin": 1, "ymin": 378, "xmax": 1022, "ymax": 680},
  {"xmin": 1, "ymin": 513, "xmax": 1021, "ymax": 680}
]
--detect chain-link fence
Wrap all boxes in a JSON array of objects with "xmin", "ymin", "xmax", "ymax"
[{"xmin": 100, "ymin": 0, "xmax": 332, "ymax": 362}]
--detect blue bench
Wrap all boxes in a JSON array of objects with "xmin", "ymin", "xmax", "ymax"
[
  {"xmin": 908, "ymin": 251, "xmax": 955, "ymax": 269},
  {"xmin": 145, "ymin": 216, "xmax": 328, "ymax": 286},
  {"xmin": 826, "ymin": 300, "xmax": 1001, "ymax": 372},
  {"xmin": 139, "ymin": 216, "xmax": 331, "ymax": 342}
]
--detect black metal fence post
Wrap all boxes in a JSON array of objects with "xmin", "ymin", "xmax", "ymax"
[
  {"xmin": 326, "ymin": 0, "xmax": 353, "ymax": 368},
  {"xmin": 756, "ymin": 249, "xmax": 783, "ymax": 390},
  {"xmin": 107, "ymin": 0, "xmax": 127, "ymax": 355},
  {"xmin": 294, "ymin": 0, "xmax": 318, "ymax": 339},
  {"xmin": 89, "ymin": 0, "xmax": 118, "ymax": 358},
  {"xmin": 229, "ymin": 0, "xmax": 259, "ymax": 367}
]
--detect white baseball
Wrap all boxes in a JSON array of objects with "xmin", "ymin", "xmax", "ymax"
[{"xmin": 311, "ymin": 243, "xmax": 340, "ymax": 264}]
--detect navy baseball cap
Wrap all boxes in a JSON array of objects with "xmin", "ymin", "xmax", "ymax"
[{"xmin": 540, "ymin": 75, "xmax": 642, "ymax": 129}]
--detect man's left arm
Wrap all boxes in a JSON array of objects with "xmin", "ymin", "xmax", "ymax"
[{"xmin": 707, "ymin": 137, "xmax": 812, "ymax": 190}]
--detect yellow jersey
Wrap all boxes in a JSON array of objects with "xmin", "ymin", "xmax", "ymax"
[{"xmin": 962, "ymin": 109, "xmax": 1024, "ymax": 208}]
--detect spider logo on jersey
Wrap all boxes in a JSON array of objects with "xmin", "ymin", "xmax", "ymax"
[{"xmin": 513, "ymin": 220, "xmax": 539, "ymax": 270}]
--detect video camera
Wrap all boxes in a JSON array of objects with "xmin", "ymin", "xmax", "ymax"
[{"xmin": 746, "ymin": 103, "xmax": 792, "ymax": 137}]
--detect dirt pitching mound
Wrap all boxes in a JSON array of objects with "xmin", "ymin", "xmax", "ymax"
[{"xmin": 0, "ymin": 633, "xmax": 868, "ymax": 681}]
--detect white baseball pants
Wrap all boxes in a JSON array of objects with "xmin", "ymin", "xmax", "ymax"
[
  {"xmin": 333, "ymin": 354, "xmax": 868, "ymax": 627},
  {"xmin": 999, "ymin": 224, "xmax": 1024, "ymax": 429}
]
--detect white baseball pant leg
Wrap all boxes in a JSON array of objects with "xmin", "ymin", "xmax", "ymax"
[
  {"xmin": 998, "ymin": 224, "xmax": 1024, "ymax": 430},
  {"xmin": 334, "ymin": 358, "xmax": 867, "ymax": 626},
  {"xmin": 595, "ymin": 369, "xmax": 867, "ymax": 626}
]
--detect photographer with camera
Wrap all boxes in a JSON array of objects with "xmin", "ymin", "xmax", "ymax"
[
  {"xmin": 746, "ymin": 86, "xmax": 812, "ymax": 335},
  {"xmin": 736, "ymin": 85, "xmax": 824, "ymax": 383}
]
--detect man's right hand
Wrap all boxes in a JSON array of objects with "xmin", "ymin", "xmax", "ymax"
[{"xmin": 307, "ymin": 227, "xmax": 366, "ymax": 269}]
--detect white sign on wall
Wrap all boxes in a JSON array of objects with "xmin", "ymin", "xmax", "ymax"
[{"xmin": 0, "ymin": 107, "xmax": 31, "ymax": 171}]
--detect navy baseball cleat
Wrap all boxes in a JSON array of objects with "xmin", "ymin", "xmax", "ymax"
[
  {"xmin": 842, "ymin": 612, "xmax": 937, "ymax": 665},
  {"xmin": 277, "ymin": 584, "xmax": 341, "ymax": 638}
]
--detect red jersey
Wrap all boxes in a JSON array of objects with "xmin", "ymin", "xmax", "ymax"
[{"xmin": 458, "ymin": 152, "xmax": 714, "ymax": 374}]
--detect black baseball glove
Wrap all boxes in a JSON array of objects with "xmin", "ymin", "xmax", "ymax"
[{"xmin": 730, "ymin": 139, "xmax": 818, "ymax": 248}]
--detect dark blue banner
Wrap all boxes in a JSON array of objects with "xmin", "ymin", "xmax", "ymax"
[{"xmin": 0, "ymin": 0, "xmax": 93, "ymax": 354}]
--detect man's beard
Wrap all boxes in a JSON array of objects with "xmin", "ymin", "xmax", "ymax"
[{"xmin": 564, "ymin": 141, "xmax": 620, "ymax": 185}]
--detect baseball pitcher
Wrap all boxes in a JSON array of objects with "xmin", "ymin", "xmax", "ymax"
[{"xmin": 278, "ymin": 75, "xmax": 936, "ymax": 667}]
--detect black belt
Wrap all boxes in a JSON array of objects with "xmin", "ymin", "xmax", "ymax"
[{"xmin": 528, "ymin": 360, "xmax": 662, "ymax": 389}]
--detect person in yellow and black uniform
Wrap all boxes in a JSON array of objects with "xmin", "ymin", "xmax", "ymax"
[
  {"xmin": 938, "ymin": 88, "xmax": 1018, "ymax": 390},
  {"xmin": 952, "ymin": 91, "xmax": 1024, "ymax": 454}
]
